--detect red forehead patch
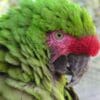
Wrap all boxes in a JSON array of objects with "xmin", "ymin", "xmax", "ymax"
[{"xmin": 71, "ymin": 35, "xmax": 100, "ymax": 56}]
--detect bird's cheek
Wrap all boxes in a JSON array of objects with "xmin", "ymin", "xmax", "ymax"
[{"xmin": 58, "ymin": 44, "xmax": 69, "ymax": 55}]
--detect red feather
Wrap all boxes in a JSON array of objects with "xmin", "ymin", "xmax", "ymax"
[{"xmin": 70, "ymin": 35, "xmax": 100, "ymax": 56}]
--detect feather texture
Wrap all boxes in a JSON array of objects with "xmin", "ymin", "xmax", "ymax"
[{"xmin": 0, "ymin": 0, "xmax": 97, "ymax": 100}]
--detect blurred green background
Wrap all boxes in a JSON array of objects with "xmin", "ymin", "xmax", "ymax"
[{"xmin": 0, "ymin": 0, "xmax": 100, "ymax": 100}]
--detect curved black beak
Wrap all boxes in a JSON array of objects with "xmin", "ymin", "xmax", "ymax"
[{"xmin": 53, "ymin": 54, "xmax": 90, "ymax": 86}]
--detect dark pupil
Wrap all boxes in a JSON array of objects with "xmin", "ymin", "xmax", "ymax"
[{"xmin": 57, "ymin": 33, "xmax": 61, "ymax": 37}]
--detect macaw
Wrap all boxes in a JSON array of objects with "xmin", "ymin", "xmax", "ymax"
[{"xmin": 0, "ymin": 0, "xmax": 99, "ymax": 100}]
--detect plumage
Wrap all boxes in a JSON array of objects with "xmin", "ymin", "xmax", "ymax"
[{"xmin": 0, "ymin": 0, "xmax": 99, "ymax": 100}]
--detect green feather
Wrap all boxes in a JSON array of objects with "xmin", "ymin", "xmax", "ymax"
[
  {"xmin": 21, "ymin": 0, "xmax": 95, "ymax": 37},
  {"xmin": 0, "ymin": 0, "xmax": 96, "ymax": 99}
]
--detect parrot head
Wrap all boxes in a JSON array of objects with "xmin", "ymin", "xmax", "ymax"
[
  {"xmin": 0, "ymin": 0, "xmax": 100, "ymax": 99},
  {"xmin": 25, "ymin": 0, "xmax": 100, "ymax": 86},
  {"xmin": 1, "ymin": 0, "xmax": 99, "ymax": 87},
  {"xmin": 47, "ymin": 30, "xmax": 100, "ymax": 86}
]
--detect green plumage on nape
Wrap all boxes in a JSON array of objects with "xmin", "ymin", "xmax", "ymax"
[{"xmin": 0, "ymin": 0, "xmax": 96, "ymax": 100}]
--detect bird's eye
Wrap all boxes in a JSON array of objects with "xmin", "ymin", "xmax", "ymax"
[{"xmin": 55, "ymin": 32, "xmax": 64, "ymax": 40}]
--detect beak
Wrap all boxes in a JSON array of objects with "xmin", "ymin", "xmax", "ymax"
[{"xmin": 53, "ymin": 54, "xmax": 90, "ymax": 87}]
